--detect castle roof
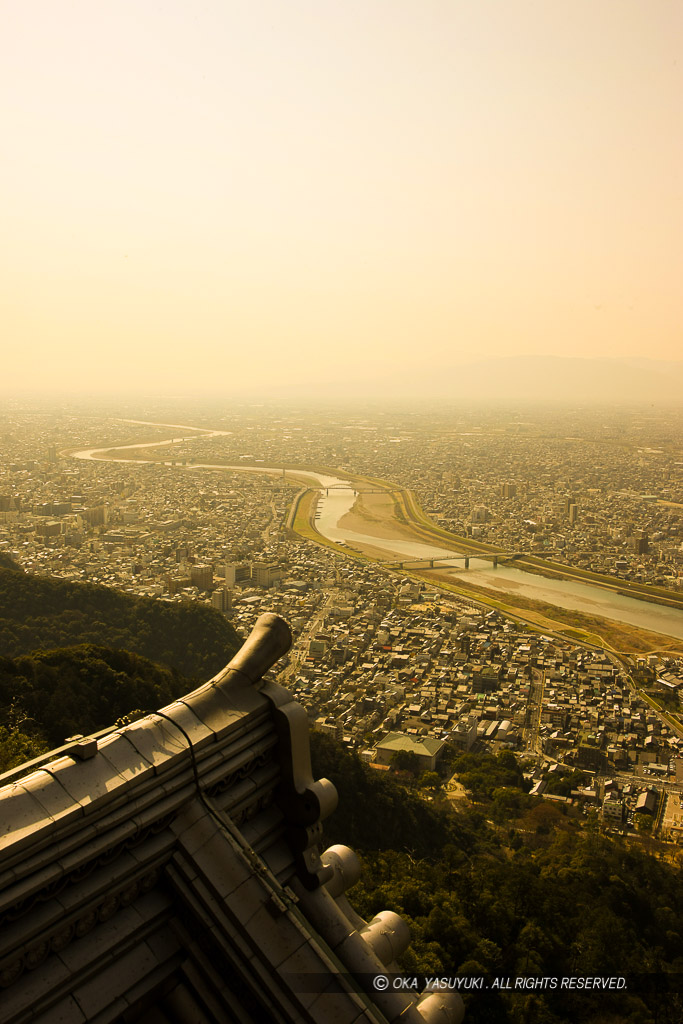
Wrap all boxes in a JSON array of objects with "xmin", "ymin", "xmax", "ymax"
[{"xmin": 0, "ymin": 614, "xmax": 462, "ymax": 1024}]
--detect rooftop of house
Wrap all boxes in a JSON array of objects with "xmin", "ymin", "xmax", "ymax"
[{"xmin": 374, "ymin": 733, "xmax": 445, "ymax": 757}]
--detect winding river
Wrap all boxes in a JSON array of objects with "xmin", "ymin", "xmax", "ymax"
[
  {"xmin": 313, "ymin": 486, "xmax": 683, "ymax": 641},
  {"xmin": 70, "ymin": 425, "xmax": 683, "ymax": 642}
]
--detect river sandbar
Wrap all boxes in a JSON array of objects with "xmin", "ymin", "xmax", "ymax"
[{"xmin": 337, "ymin": 491, "xmax": 420, "ymax": 544}]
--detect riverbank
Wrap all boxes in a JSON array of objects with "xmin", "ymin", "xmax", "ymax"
[
  {"xmin": 420, "ymin": 570, "xmax": 683, "ymax": 656},
  {"xmin": 337, "ymin": 485, "xmax": 683, "ymax": 615},
  {"xmin": 307, "ymin": 485, "xmax": 683, "ymax": 651},
  {"xmin": 310, "ymin": 499, "xmax": 683, "ymax": 653},
  {"xmin": 64, "ymin": 427, "xmax": 683, "ymax": 651}
]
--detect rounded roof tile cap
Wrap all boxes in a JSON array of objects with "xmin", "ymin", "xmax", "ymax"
[
  {"xmin": 321, "ymin": 845, "xmax": 361, "ymax": 897},
  {"xmin": 216, "ymin": 613, "xmax": 292, "ymax": 685}
]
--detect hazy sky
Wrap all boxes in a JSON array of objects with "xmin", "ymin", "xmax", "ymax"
[{"xmin": 2, "ymin": 1, "xmax": 681, "ymax": 397}]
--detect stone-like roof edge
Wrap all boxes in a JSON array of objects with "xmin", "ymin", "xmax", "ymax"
[{"xmin": 0, "ymin": 614, "xmax": 293, "ymax": 864}]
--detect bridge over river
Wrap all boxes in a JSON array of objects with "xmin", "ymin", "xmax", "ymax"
[
  {"xmin": 379, "ymin": 552, "xmax": 525, "ymax": 570},
  {"xmin": 322, "ymin": 484, "xmax": 390, "ymax": 495},
  {"xmin": 67, "ymin": 424, "xmax": 683, "ymax": 642}
]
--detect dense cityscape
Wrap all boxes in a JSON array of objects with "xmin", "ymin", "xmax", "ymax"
[
  {"xmin": 1, "ymin": 399, "xmax": 682, "ymax": 847},
  {"xmin": 3, "ymin": 1, "xmax": 681, "ymax": 1018}
]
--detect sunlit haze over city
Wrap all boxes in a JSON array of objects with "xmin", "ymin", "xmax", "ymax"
[
  {"xmin": 2, "ymin": 0, "xmax": 681, "ymax": 399},
  {"xmin": 2, "ymin": 5, "xmax": 683, "ymax": 1016}
]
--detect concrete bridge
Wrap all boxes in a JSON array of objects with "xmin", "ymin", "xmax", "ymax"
[
  {"xmin": 381, "ymin": 552, "xmax": 522, "ymax": 571},
  {"xmin": 323, "ymin": 485, "xmax": 390, "ymax": 495}
]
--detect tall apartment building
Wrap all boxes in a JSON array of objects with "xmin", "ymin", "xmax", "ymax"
[
  {"xmin": 471, "ymin": 505, "xmax": 490, "ymax": 523},
  {"xmin": 211, "ymin": 587, "xmax": 233, "ymax": 614},
  {"xmin": 190, "ymin": 563, "xmax": 214, "ymax": 591},
  {"xmin": 252, "ymin": 561, "xmax": 283, "ymax": 589},
  {"xmin": 634, "ymin": 531, "xmax": 649, "ymax": 555},
  {"xmin": 224, "ymin": 561, "xmax": 252, "ymax": 586}
]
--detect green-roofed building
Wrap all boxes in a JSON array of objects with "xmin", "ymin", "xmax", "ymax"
[{"xmin": 374, "ymin": 732, "xmax": 446, "ymax": 771}]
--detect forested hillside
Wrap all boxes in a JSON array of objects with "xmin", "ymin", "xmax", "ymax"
[
  {"xmin": 0, "ymin": 563, "xmax": 243, "ymax": 772},
  {"xmin": 0, "ymin": 552, "xmax": 22, "ymax": 572},
  {"xmin": 0, "ymin": 562, "xmax": 680, "ymax": 1023},
  {"xmin": 0, "ymin": 644, "xmax": 195, "ymax": 765},
  {"xmin": 312, "ymin": 733, "xmax": 683, "ymax": 1024},
  {"xmin": 0, "ymin": 564, "xmax": 241, "ymax": 680}
]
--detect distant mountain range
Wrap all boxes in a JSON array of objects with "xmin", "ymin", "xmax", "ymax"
[
  {"xmin": 443, "ymin": 356, "xmax": 683, "ymax": 404},
  {"xmin": 314, "ymin": 356, "xmax": 683, "ymax": 403}
]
